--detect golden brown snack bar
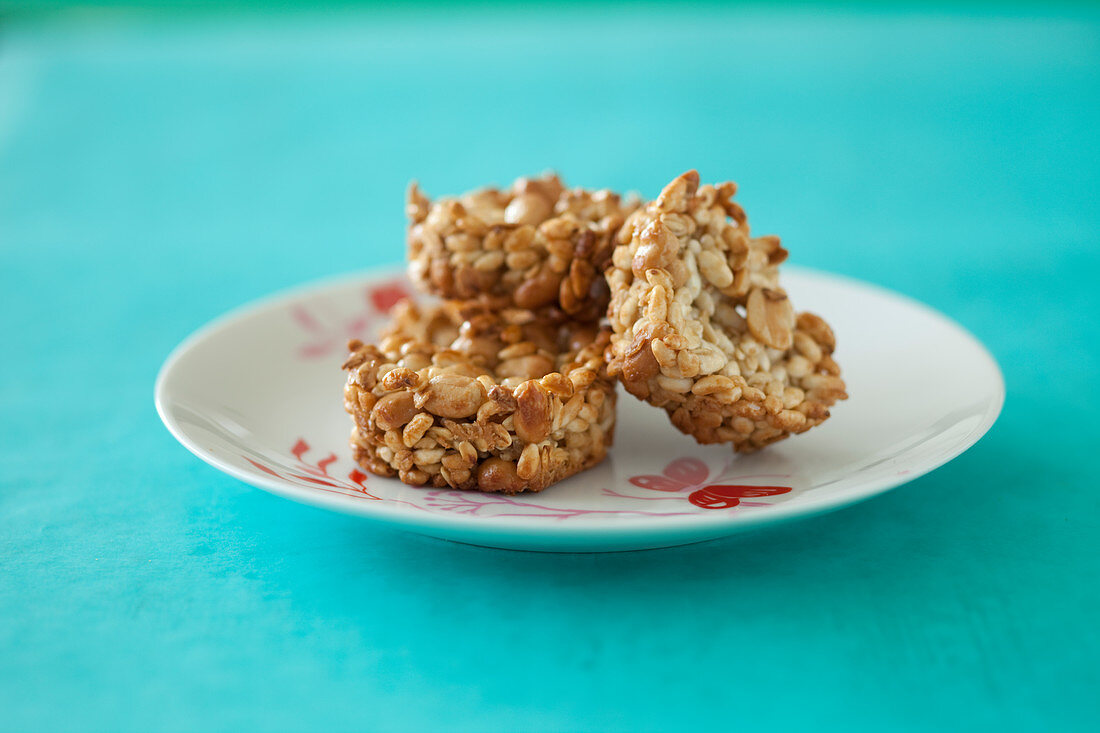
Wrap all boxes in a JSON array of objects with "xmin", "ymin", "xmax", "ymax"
[
  {"xmin": 343, "ymin": 300, "xmax": 616, "ymax": 493},
  {"xmin": 605, "ymin": 171, "xmax": 847, "ymax": 451},
  {"xmin": 406, "ymin": 174, "xmax": 637, "ymax": 321}
]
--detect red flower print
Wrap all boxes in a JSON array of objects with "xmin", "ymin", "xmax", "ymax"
[
  {"xmin": 243, "ymin": 439, "xmax": 380, "ymax": 499},
  {"xmin": 368, "ymin": 281, "xmax": 410, "ymax": 313},
  {"xmin": 688, "ymin": 485, "xmax": 791, "ymax": 509},
  {"xmin": 628, "ymin": 457, "xmax": 708, "ymax": 491},
  {"xmin": 291, "ymin": 279, "xmax": 412, "ymax": 360},
  {"xmin": 628, "ymin": 457, "xmax": 792, "ymax": 510},
  {"xmin": 241, "ymin": 440, "xmax": 792, "ymax": 520}
]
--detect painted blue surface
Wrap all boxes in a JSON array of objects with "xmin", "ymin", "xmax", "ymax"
[{"xmin": 2, "ymin": 6, "xmax": 1098, "ymax": 731}]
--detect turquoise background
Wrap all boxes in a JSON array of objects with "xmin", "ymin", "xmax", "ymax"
[{"xmin": 2, "ymin": 4, "xmax": 1098, "ymax": 731}]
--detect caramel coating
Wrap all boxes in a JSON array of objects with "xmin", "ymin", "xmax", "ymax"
[
  {"xmin": 343, "ymin": 300, "xmax": 617, "ymax": 493},
  {"xmin": 605, "ymin": 171, "xmax": 847, "ymax": 451},
  {"xmin": 406, "ymin": 174, "xmax": 638, "ymax": 321}
]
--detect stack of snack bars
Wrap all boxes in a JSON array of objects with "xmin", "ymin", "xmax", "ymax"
[{"xmin": 343, "ymin": 171, "xmax": 847, "ymax": 494}]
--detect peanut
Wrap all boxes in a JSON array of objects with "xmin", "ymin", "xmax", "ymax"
[
  {"xmin": 416, "ymin": 374, "xmax": 484, "ymax": 418},
  {"xmin": 503, "ymin": 192, "xmax": 552, "ymax": 226},
  {"xmin": 372, "ymin": 392, "xmax": 417, "ymax": 431},
  {"xmin": 513, "ymin": 381, "xmax": 552, "ymax": 443},
  {"xmin": 476, "ymin": 457, "xmax": 524, "ymax": 493}
]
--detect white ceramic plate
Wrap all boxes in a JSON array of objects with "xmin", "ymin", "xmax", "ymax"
[{"xmin": 155, "ymin": 266, "xmax": 1003, "ymax": 552}]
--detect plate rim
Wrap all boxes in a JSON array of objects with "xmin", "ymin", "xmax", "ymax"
[{"xmin": 154, "ymin": 265, "xmax": 1005, "ymax": 541}]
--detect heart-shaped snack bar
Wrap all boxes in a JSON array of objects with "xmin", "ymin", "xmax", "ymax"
[
  {"xmin": 605, "ymin": 170, "xmax": 847, "ymax": 451},
  {"xmin": 406, "ymin": 174, "xmax": 638, "ymax": 322},
  {"xmin": 343, "ymin": 299, "xmax": 617, "ymax": 493}
]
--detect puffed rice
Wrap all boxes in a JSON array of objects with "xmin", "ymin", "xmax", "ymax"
[
  {"xmin": 605, "ymin": 170, "xmax": 847, "ymax": 451},
  {"xmin": 343, "ymin": 299, "xmax": 617, "ymax": 493},
  {"xmin": 407, "ymin": 174, "xmax": 638, "ymax": 321}
]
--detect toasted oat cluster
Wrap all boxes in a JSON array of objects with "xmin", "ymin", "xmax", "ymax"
[
  {"xmin": 605, "ymin": 171, "xmax": 847, "ymax": 451},
  {"xmin": 343, "ymin": 300, "xmax": 616, "ymax": 493},
  {"xmin": 406, "ymin": 174, "xmax": 637, "ymax": 321}
]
